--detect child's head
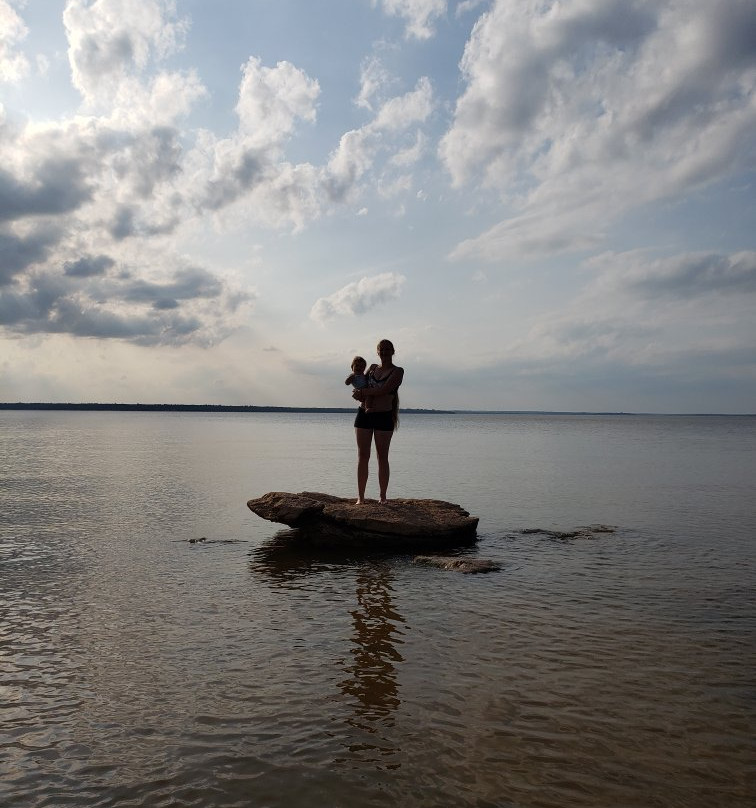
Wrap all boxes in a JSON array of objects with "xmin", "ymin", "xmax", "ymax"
[{"xmin": 351, "ymin": 356, "xmax": 367, "ymax": 373}]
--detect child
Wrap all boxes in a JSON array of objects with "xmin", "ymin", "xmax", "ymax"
[{"xmin": 345, "ymin": 356, "xmax": 368, "ymax": 390}]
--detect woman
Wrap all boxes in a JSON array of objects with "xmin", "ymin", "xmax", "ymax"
[{"xmin": 352, "ymin": 339, "xmax": 404, "ymax": 504}]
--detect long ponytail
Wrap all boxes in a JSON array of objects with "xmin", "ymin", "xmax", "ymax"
[{"xmin": 392, "ymin": 392, "xmax": 400, "ymax": 431}]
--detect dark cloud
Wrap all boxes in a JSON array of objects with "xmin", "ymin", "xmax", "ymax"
[
  {"xmin": 73, "ymin": 31, "xmax": 135, "ymax": 81},
  {"xmin": 117, "ymin": 267, "xmax": 223, "ymax": 305},
  {"xmin": 110, "ymin": 127, "xmax": 183, "ymax": 198},
  {"xmin": 202, "ymin": 150, "xmax": 265, "ymax": 210},
  {"xmin": 0, "ymin": 226, "xmax": 61, "ymax": 285},
  {"xmin": 0, "ymin": 158, "xmax": 93, "ymax": 222},
  {"xmin": 47, "ymin": 296, "xmax": 202, "ymax": 344},
  {"xmin": 0, "ymin": 263, "xmax": 251, "ymax": 346},
  {"xmin": 562, "ymin": 1, "xmax": 656, "ymax": 50},
  {"xmin": 153, "ymin": 298, "xmax": 179, "ymax": 310},
  {"xmin": 63, "ymin": 254, "xmax": 115, "ymax": 277},
  {"xmin": 627, "ymin": 252, "xmax": 756, "ymax": 298},
  {"xmin": 109, "ymin": 206, "xmax": 136, "ymax": 240},
  {"xmin": 704, "ymin": 1, "xmax": 756, "ymax": 70}
]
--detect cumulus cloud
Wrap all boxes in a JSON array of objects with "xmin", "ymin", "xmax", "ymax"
[
  {"xmin": 0, "ymin": 1, "xmax": 429, "ymax": 349},
  {"xmin": 374, "ymin": 0, "xmax": 447, "ymax": 40},
  {"xmin": 235, "ymin": 57, "xmax": 319, "ymax": 149},
  {"xmin": 0, "ymin": 253, "xmax": 255, "ymax": 346},
  {"xmin": 0, "ymin": 0, "xmax": 29, "ymax": 81},
  {"xmin": 64, "ymin": 0, "xmax": 189, "ymax": 103},
  {"xmin": 0, "ymin": 224, "xmax": 60, "ymax": 285},
  {"xmin": 441, "ymin": 0, "xmax": 756, "ymax": 261},
  {"xmin": 310, "ymin": 272, "xmax": 406, "ymax": 323},
  {"xmin": 0, "ymin": 155, "xmax": 94, "ymax": 222},
  {"xmin": 326, "ymin": 76, "xmax": 433, "ymax": 201},
  {"xmin": 63, "ymin": 254, "xmax": 115, "ymax": 277},
  {"xmin": 355, "ymin": 55, "xmax": 394, "ymax": 112}
]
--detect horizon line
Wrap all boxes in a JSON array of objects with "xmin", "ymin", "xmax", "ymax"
[{"xmin": 1, "ymin": 402, "xmax": 753, "ymax": 417}]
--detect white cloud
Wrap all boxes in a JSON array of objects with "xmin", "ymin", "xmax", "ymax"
[
  {"xmin": 355, "ymin": 54, "xmax": 393, "ymax": 111},
  {"xmin": 390, "ymin": 131, "xmax": 427, "ymax": 166},
  {"xmin": 373, "ymin": 76, "xmax": 433, "ymax": 130},
  {"xmin": 310, "ymin": 272, "xmax": 406, "ymax": 323},
  {"xmin": 442, "ymin": 0, "xmax": 756, "ymax": 262},
  {"xmin": 375, "ymin": 0, "xmax": 447, "ymax": 40},
  {"xmin": 64, "ymin": 0, "xmax": 189, "ymax": 104},
  {"xmin": 455, "ymin": 0, "xmax": 487, "ymax": 18},
  {"xmin": 326, "ymin": 77, "xmax": 434, "ymax": 202},
  {"xmin": 0, "ymin": 0, "xmax": 29, "ymax": 82},
  {"xmin": 236, "ymin": 57, "xmax": 320, "ymax": 149}
]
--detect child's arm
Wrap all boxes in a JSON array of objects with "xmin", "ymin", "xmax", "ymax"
[
  {"xmin": 359, "ymin": 367, "xmax": 404, "ymax": 397},
  {"xmin": 345, "ymin": 373, "xmax": 355, "ymax": 385}
]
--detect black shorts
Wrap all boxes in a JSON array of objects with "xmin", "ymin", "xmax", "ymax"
[{"xmin": 354, "ymin": 408, "xmax": 394, "ymax": 431}]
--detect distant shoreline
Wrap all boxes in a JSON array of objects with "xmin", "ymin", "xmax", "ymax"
[
  {"xmin": 0, "ymin": 403, "xmax": 752, "ymax": 416},
  {"xmin": 0, "ymin": 402, "xmax": 455, "ymax": 415}
]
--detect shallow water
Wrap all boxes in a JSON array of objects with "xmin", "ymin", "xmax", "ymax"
[{"xmin": 1, "ymin": 411, "xmax": 754, "ymax": 807}]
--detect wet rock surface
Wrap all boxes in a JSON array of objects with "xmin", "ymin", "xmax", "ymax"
[
  {"xmin": 412, "ymin": 555, "xmax": 501, "ymax": 574},
  {"xmin": 247, "ymin": 491, "xmax": 479, "ymax": 548}
]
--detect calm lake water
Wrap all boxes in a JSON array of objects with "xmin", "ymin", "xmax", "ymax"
[{"xmin": 1, "ymin": 410, "xmax": 754, "ymax": 808}]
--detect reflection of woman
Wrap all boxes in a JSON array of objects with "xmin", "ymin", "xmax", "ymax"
[{"xmin": 352, "ymin": 339, "xmax": 404, "ymax": 504}]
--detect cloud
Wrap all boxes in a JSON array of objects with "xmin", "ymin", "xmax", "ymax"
[
  {"xmin": 0, "ymin": 256, "xmax": 255, "ymax": 346},
  {"xmin": 64, "ymin": 0, "xmax": 189, "ymax": 103},
  {"xmin": 64, "ymin": 254, "xmax": 115, "ymax": 278},
  {"xmin": 0, "ymin": 224, "xmax": 61, "ymax": 285},
  {"xmin": 390, "ymin": 131, "xmax": 427, "ymax": 167},
  {"xmin": 0, "ymin": 156, "xmax": 94, "ymax": 222},
  {"xmin": 355, "ymin": 55, "xmax": 394, "ymax": 112},
  {"xmin": 0, "ymin": 0, "xmax": 29, "ymax": 82},
  {"xmin": 326, "ymin": 77, "xmax": 433, "ymax": 201},
  {"xmin": 455, "ymin": 0, "xmax": 486, "ymax": 18},
  {"xmin": 374, "ymin": 0, "xmax": 447, "ymax": 40},
  {"xmin": 373, "ymin": 76, "xmax": 433, "ymax": 130},
  {"xmin": 588, "ymin": 250, "xmax": 756, "ymax": 299},
  {"xmin": 235, "ymin": 57, "xmax": 320, "ymax": 149},
  {"xmin": 450, "ymin": 207, "xmax": 604, "ymax": 262},
  {"xmin": 310, "ymin": 272, "xmax": 406, "ymax": 322},
  {"xmin": 491, "ymin": 247, "xmax": 756, "ymax": 398},
  {"xmin": 441, "ymin": 0, "xmax": 756, "ymax": 261}
]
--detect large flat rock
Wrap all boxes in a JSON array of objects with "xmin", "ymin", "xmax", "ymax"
[{"xmin": 247, "ymin": 491, "xmax": 479, "ymax": 547}]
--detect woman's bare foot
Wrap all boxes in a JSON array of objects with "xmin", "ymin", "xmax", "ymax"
[
  {"xmin": 379, "ymin": 497, "xmax": 388, "ymax": 504},
  {"xmin": 355, "ymin": 498, "xmax": 365, "ymax": 505}
]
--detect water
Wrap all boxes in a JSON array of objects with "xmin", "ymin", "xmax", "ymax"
[{"xmin": 1, "ymin": 410, "xmax": 754, "ymax": 807}]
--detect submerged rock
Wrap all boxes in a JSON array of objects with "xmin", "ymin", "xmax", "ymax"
[
  {"xmin": 247, "ymin": 491, "xmax": 479, "ymax": 548},
  {"xmin": 520, "ymin": 524, "xmax": 616, "ymax": 540},
  {"xmin": 413, "ymin": 555, "xmax": 501, "ymax": 574}
]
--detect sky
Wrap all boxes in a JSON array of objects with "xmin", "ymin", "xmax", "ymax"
[{"xmin": 1, "ymin": 0, "xmax": 754, "ymax": 413}]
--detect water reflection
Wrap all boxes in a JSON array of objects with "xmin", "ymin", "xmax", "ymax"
[
  {"xmin": 251, "ymin": 531, "xmax": 406, "ymax": 767},
  {"xmin": 340, "ymin": 564, "xmax": 404, "ymax": 727}
]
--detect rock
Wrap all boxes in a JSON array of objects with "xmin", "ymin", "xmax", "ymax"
[
  {"xmin": 247, "ymin": 491, "xmax": 479, "ymax": 548},
  {"xmin": 520, "ymin": 524, "xmax": 616, "ymax": 540},
  {"xmin": 413, "ymin": 555, "xmax": 501, "ymax": 574}
]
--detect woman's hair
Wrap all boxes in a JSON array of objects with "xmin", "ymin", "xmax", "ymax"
[
  {"xmin": 377, "ymin": 339, "xmax": 399, "ymax": 430},
  {"xmin": 351, "ymin": 355, "xmax": 366, "ymax": 371}
]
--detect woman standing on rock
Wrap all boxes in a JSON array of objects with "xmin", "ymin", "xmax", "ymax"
[{"xmin": 352, "ymin": 339, "xmax": 404, "ymax": 504}]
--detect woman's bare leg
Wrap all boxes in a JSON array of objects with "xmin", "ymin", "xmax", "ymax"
[
  {"xmin": 355, "ymin": 428, "xmax": 373, "ymax": 503},
  {"xmin": 374, "ymin": 429, "xmax": 393, "ymax": 502}
]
